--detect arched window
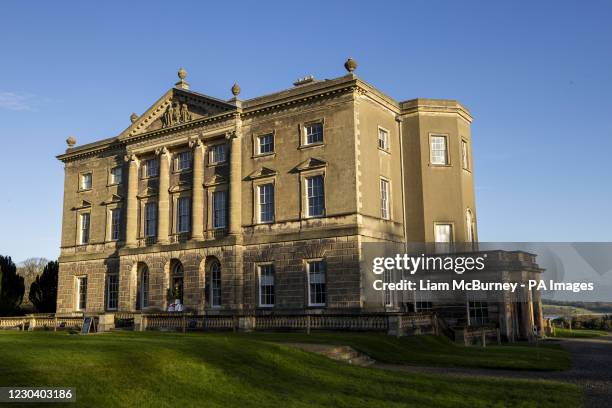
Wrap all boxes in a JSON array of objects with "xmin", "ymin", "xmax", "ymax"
[
  {"xmin": 171, "ymin": 261, "xmax": 184, "ymax": 303},
  {"xmin": 140, "ymin": 265, "xmax": 149, "ymax": 309},
  {"xmin": 466, "ymin": 209, "xmax": 475, "ymax": 244},
  {"xmin": 209, "ymin": 260, "xmax": 221, "ymax": 308}
]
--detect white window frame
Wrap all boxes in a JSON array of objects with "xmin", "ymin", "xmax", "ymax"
[
  {"xmin": 469, "ymin": 301, "xmax": 489, "ymax": 326},
  {"xmin": 144, "ymin": 202, "xmax": 157, "ymax": 238},
  {"xmin": 109, "ymin": 208, "xmax": 121, "ymax": 241},
  {"xmin": 140, "ymin": 266, "xmax": 149, "ymax": 309},
  {"xmin": 383, "ymin": 269, "xmax": 393, "ymax": 307},
  {"xmin": 106, "ymin": 274, "xmax": 119, "ymax": 311},
  {"xmin": 80, "ymin": 172, "xmax": 92, "ymax": 191},
  {"xmin": 110, "ymin": 166, "xmax": 122, "ymax": 185},
  {"xmin": 143, "ymin": 158, "xmax": 159, "ymax": 178},
  {"xmin": 257, "ymin": 133, "xmax": 274, "ymax": 155},
  {"xmin": 306, "ymin": 175, "xmax": 325, "ymax": 217},
  {"xmin": 258, "ymin": 263, "xmax": 275, "ymax": 307},
  {"xmin": 76, "ymin": 276, "xmax": 88, "ymax": 311},
  {"xmin": 307, "ymin": 260, "xmax": 326, "ymax": 307},
  {"xmin": 80, "ymin": 212, "xmax": 91, "ymax": 245},
  {"xmin": 209, "ymin": 144, "xmax": 227, "ymax": 165},
  {"xmin": 303, "ymin": 122, "xmax": 323, "ymax": 146},
  {"xmin": 378, "ymin": 126, "xmax": 390, "ymax": 151},
  {"xmin": 209, "ymin": 261, "xmax": 222, "ymax": 308},
  {"xmin": 434, "ymin": 223, "xmax": 454, "ymax": 243},
  {"xmin": 380, "ymin": 178, "xmax": 390, "ymax": 220},
  {"xmin": 461, "ymin": 139, "xmax": 469, "ymax": 171},
  {"xmin": 430, "ymin": 134, "xmax": 449, "ymax": 165},
  {"xmin": 258, "ymin": 183, "xmax": 274, "ymax": 224}
]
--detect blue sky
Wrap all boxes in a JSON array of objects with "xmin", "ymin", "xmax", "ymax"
[{"xmin": 0, "ymin": 1, "xmax": 611, "ymax": 262}]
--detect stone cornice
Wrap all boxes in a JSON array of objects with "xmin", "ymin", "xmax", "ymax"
[{"xmin": 399, "ymin": 98, "xmax": 473, "ymax": 123}]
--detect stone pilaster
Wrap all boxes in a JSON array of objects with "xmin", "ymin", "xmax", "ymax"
[
  {"xmin": 125, "ymin": 154, "xmax": 139, "ymax": 248},
  {"xmin": 227, "ymin": 129, "xmax": 242, "ymax": 236},
  {"xmin": 157, "ymin": 147, "xmax": 170, "ymax": 244},
  {"xmin": 190, "ymin": 138, "xmax": 204, "ymax": 239}
]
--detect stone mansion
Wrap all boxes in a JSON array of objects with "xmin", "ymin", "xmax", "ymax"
[{"xmin": 56, "ymin": 60, "xmax": 544, "ymax": 340}]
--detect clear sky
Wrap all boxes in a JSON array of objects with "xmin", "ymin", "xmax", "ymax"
[{"xmin": 0, "ymin": 1, "xmax": 610, "ymax": 263}]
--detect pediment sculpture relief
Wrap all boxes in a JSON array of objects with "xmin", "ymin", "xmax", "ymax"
[{"xmin": 162, "ymin": 102, "xmax": 193, "ymax": 128}]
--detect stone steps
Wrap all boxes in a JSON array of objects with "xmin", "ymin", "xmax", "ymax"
[{"xmin": 285, "ymin": 343, "xmax": 376, "ymax": 367}]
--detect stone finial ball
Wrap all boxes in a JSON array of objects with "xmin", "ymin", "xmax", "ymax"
[
  {"xmin": 178, "ymin": 67, "xmax": 187, "ymax": 80},
  {"xmin": 231, "ymin": 82, "xmax": 241, "ymax": 96},
  {"xmin": 66, "ymin": 136, "xmax": 77, "ymax": 147},
  {"xmin": 344, "ymin": 57, "xmax": 358, "ymax": 73},
  {"xmin": 130, "ymin": 113, "xmax": 139, "ymax": 123}
]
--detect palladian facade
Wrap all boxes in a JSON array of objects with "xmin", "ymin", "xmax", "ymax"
[{"xmin": 56, "ymin": 60, "xmax": 544, "ymax": 340}]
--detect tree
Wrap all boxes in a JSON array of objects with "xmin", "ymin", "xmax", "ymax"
[
  {"xmin": 18, "ymin": 257, "xmax": 49, "ymax": 279},
  {"xmin": 29, "ymin": 261, "xmax": 58, "ymax": 313},
  {"xmin": 0, "ymin": 255, "xmax": 25, "ymax": 315}
]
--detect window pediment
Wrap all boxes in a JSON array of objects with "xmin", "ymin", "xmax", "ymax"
[
  {"xmin": 204, "ymin": 174, "xmax": 227, "ymax": 187},
  {"xmin": 244, "ymin": 167, "xmax": 277, "ymax": 181},
  {"xmin": 138, "ymin": 187, "xmax": 158, "ymax": 198},
  {"xmin": 291, "ymin": 157, "xmax": 327, "ymax": 173},
  {"xmin": 102, "ymin": 194, "xmax": 123, "ymax": 205},
  {"xmin": 169, "ymin": 182, "xmax": 191, "ymax": 193},
  {"xmin": 72, "ymin": 200, "xmax": 92, "ymax": 210}
]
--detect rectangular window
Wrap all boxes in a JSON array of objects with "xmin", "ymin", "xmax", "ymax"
[
  {"xmin": 144, "ymin": 158, "xmax": 159, "ymax": 178},
  {"xmin": 258, "ymin": 133, "xmax": 274, "ymax": 154},
  {"xmin": 110, "ymin": 208, "xmax": 121, "ymax": 241},
  {"xmin": 213, "ymin": 191, "xmax": 227, "ymax": 229},
  {"xmin": 145, "ymin": 202, "xmax": 157, "ymax": 237},
  {"xmin": 110, "ymin": 166, "xmax": 122, "ymax": 184},
  {"xmin": 416, "ymin": 301, "xmax": 433, "ymax": 312},
  {"xmin": 106, "ymin": 274, "xmax": 118, "ymax": 310},
  {"xmin": 81, "ymin": 173, "xmax": 92, "ymax": 190},
  {"xmin": 378, "ymin": 127, "xmax": 389, "ymax": 151},
  {"xmin": 307, "ymin": 261, "xmax": 326, "ymax": 306},
  {"xmin": 380, "ymin": 178, "xmax": 390, "ymax": 220},
  {"xmin": 210, "ymin": 262, "xmax": 221, "ymax": 307},
  {"xmin": 76, "ymin": 276, "xmax": 88, "ymax": 311},
  {"xmin": 434, "ymin": 224, "xmax": 453, "ymax": 243},
  {"xmin": 140, "ymin": 269, "xmax": 149, "ymax": 309},
  {"xmin": 175, "ymin": 151, "xmax": 192, "ymax": 172},
  {"xmin": 209, "ymin": 144, "xmax": 227, "ymax": 164},
  {"xmin": 430, "ymin": 135, "xmax": 448, "ymax": 165},
  {"xmin": 176, "ymin": 197, "xmax": 190, "ymax": 233},
  {"xmin": 258, "ymin": 184, "xmax": 274, "ymax": 223},
  {"xmin": 306, "ymin": 176, "xmax": 324, "ymax": 217},
  {"xmin": 258, "ymin": 264, "xmax": 275, "ymax": 307},
  {"xmin": 469, "ymin": 301, "xmax": 489, "ymax": 325},
  {"xmin": 462, "ymin": 140, "xmax": 469, "ymax": 170},
  {"xmin": 304, "ymin": 122, "xmax": 323, "ymax": 145},
  {"xmin": 80, "ymin": 213, "xmax": 90, "ymax": 245},
  {"xmin": 384, "ymin": 269, "xmax": 392, "ymax": 306}
]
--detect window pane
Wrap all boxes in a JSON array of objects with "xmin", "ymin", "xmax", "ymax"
[
  {"xmin": 210, "ymin": 144, "xmax": 227, "ymax": 164},
  {"xmin": 78, "ymin": 277, "xmax": 88, "ymax": 311},
  {"xmin": 81, "ymin": 213, "xmax": 90, "ymax": 244},
  {"xmin": 145, "ymin": 203, "xmax": 157, "ymax": 237},
  {"xmin": 258, "ymin": 134, "xmax": 274, "ymax": 154},
  {"xmin": 378, "ymin": 128, "xmax": 389, "ymax": 150},
  {"xmin": 307, "ymin": 176, "xmax": 324, "ymax": 217},
  {"xmin": 111, "ymin": 167, "xmax": 122, "ymax": 184},
  {"xmin": 259, "ymin": 264, "xmax": 275, "ymax": 306},
  {"xmin": 380, "ymin": 179, "xmax": 389, "ymax": 219},
  {"xmin": 177, "ymin": 197, "xmax": 190, "ymax": 233},
  {"xmin": 141, "ymin": 268, "xmax": 149, "ymax": 308},
  {"xmin": 210, "ymin": 262, "xmax": 221, "ymax": 307},
  {"xmin": 176, "ymin": 151, "xmax": 192, "ymax": 171},
  {"xmin": 81, "ymin": 174, "xmax": 92, "ymax": 190},
  {"xmin": 110, "ymin": 209, "xmax": 121, "ymax": 241},
  {"xmin": 107, "ymin": 274, "xmax": 118, "ymax": 310},
  {"xmin": 145, "ymin": 159, "xmax": 159, "ymax": 178},
  {"xmin": 308, "ymin": 261, "xmax": 326, "ymax": 306},
  {"xmin": 305, "ymin": 123, "xmax": 323, "ymax": 145},
  {"xmin": 259, "ymin": 184, "xmax": 274, "ymax": 223},
  {"xmin": 431, "ymin": 136, "xmax": 448, "ymax": 165},
  {"xmin": 213, "ymin": 191, "xmax": 227, "ymax": 229},
  {"xmin": 435, "ymin": 224, "xmax": 452, "ymax": 243},
  {"xmin": 462, "ymin": 140, "xmax": 469, "ymax": 170}
]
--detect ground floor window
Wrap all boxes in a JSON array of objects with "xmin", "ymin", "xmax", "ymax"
[
  {"xmin": 138, "ymin": 266, "xmax": 149, "ymax": 310},
  {"xmin": 106, "ymin": 274, "xmax": 118, "ymax": 310},
  {"xmin": 258, "ymin": 264, "xmax": 275, "ymax": 307},
  {"xmin": 76, "ymin": 276, "xmax": 88, "ymax": 311},
  {"xmin": 469, "ymin": 301, "xmax": 489, "ymax": 325},
  {"xmin": 307, "ymin": 260, "xmax": 326, "ymax": 306},
  {"xmin": 416, "ymin": 301, "xmax": 433, "ymax": 312},
  {"xmin": 171, "ymin": 263, "xmax": 184, "ymax": 303},
  {"xmin": 210, "ymin": 261, "xmax": 221, "ymax": 307}
]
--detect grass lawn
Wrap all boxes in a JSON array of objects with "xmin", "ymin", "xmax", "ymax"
[
  {"xmin": 553, "ymin": 328, "xmax": 609, "ymax": 338},
  {"xmin": 242, "ymin": 332, "xmax": 571, "ymax": 371},
  {"xmin": 0, "ymin": 331, "xmax": 580, "ymax": 408}
]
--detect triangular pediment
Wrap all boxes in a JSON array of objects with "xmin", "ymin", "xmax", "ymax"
[
  {"xmin": 102, "ymin": 194, "xmax": 123, "ymax": 205},
  {"xmin": 245, "ymin": 167, "xmax": 277, "ymax": 181},
  {"xmin": 72, "ymin": 200, "xmax": 92, "ymax": 210},
  {"xmin": 119, "ymin": 88, "xmax": 236, "ymax": 140},
  {"xmin": 291, "ymin": 157, "xmax": 327, "ymax": 173},
  {"xmin": 169, "ymin": 182, "xmax": 191, "ymax": 193},
  {"xmin": 137, "ymin": 187, "xmax": 158, "ymax": 198},
  {"xmin": 204, "ymin": 174, "xmax": 228, "ymax": 187}
]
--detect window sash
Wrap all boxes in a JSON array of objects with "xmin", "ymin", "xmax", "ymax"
[
  {"xmin": 210, "ymin": 262, "xmax": 221, "ymax": 307},
  {"xmin": 258, "ymin": 134, "xmax": 274, "ymax": 154},
  {"xmin": 145, "ymin": 203, "xmax": 157, "ymax": 237},
  {"xmin": 383, "ymin": 269, "xmax": 392, "ymax": 306},
  {"xmin": 80, "ymin": 213, "xmax": 90, "ymax": 244},
  {"xmin": 77, "ymin": 277, "xmax": 88, "ymax": 311},
  {"xmin": 434, "ymin": 224, "xmax": 453, "ymax": 243},
  {"xmin": 176, "ymin": 151, "xmax": 192, "ymax": 171},
  {"xmin": 177, "ymin": 197, "xmax": 190, "ymax": 233},
  {"xmin": 106, "ymin": 274, "xmax": 118, "ymax": 310},
  {"xmin": 141, "ymin": 269, "xmax": 149, "ymax": 308},
  {"xmin": 306, "ymin": 176, "xmax": 324, "ymax": 217},
  {"xmin": 378, "ymin": 128, "xmax": 389, "ymax": 150},
  {"xmin": 380, "ymin": 179, "xmax": 389, "ymax": 219},
  {"xmin": 258, "ymin": 265, "xmax": 275, "ymax": 307},
  {"xmin": 258, "ymin": 184, "xmax": 274, "ymax": 223},
  {"xmin": 469, "ymin": 301, "xmax": 489, "ymax": 325},
  {"xmin": 210, "ymin": 145, "xmax": 227, "ymax": 164},
  {"xmin": 308, "ymin": 261, "xmax": 326, "ymax": 306},
  {"xmin": 110, "ymin": 209, "xmax": 121, "ymax": 241},
  {"xmin": 462, "ymin": 140, "xmax": 469, "ymax": 170},
  {"xmin": 430, "ymin": 136, "xmax": 448, "ymax": 165},
  {"xmin": 213, "ymin": 191, "xmax": 227, "ymax": 229},
  {"xmin": 81, "ymin": 174, "xmax": 92, "ymax": 190},
  {"xmin": 110, "ymin": 167, "xmax": 122, "ymax": 184},
  {"xmin": 305, "ymin": 123, "xmax": 323, "ymax": 145},
  {"xmin": 145, "ymin": 159, "xmax": 159, "ymax": 178}
]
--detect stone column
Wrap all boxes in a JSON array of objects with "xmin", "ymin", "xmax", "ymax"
[
  {"xmin": 190, "ymin": 138, "xmax": 204, "ymax": 239},
  {"xmin": 157, "ymin": 147, "xmax": 170, "ymax": 244},
  {"xmin": 125, "ymin": 154, "xmax": 140, "ymax": 248},
  {"xmin": 227, "ymin": 131, "xmax": 242, "ymax": 236}
]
